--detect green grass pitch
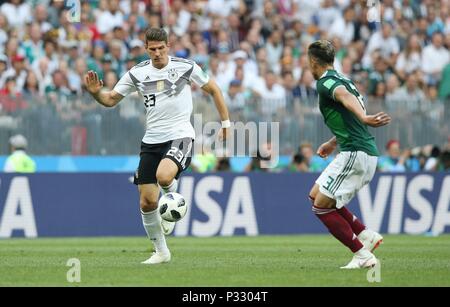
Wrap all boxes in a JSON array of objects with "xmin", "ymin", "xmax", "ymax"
[{"xmin": 1, "ymin": 235, "xmax": 449, "ymax": 286}]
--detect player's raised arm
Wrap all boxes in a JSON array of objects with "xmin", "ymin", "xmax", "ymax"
[
  {"xmin": 201, "ymin": 79, "xmax": 231, "ymax": 140},
  {"xmin": 334, "ymin": 86, "xmax": 391, "ymax": 128},
  {"xmin": 84, "ymin": 70, "xmax": 124, "ymax": 107}
]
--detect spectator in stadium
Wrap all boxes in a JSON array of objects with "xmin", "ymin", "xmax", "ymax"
[
  {"xmin": 378, "ymin": 139, "xmax": 408, "ymax": 172},
  {"xmin": 438, "ymin": 62, "xmax": 450, "ymax": 99},
  {"xmin": 329, "ymin": 6, "xmax": 356, "ymax": 46},
  {"xmin": 367, "ymin": 55, "xmax": 391, "ymax": 97},
  {"xmin": 96, "ymin": 0, "xmax": 124, "ymax": 35},
  {"xmin": 45, "ymin": 69, "xmax": 78, "ymax": 137},
  {"xmin": 66, "ymin": 58, "xmax": 88, "ymax": 96},
  {"xmin": 385, "ymin": 72, "xmax": 426, "ymax": 114},
  {"xmin": 287, "ymin": 152, "xmax": 309, "ymax": 172},
  {"xmin": 395, "ymin": 34, "xmax": 423, "ymax": 82},
  {"xmin": 3, "ymin": 134, "xmax": 36, "ymax": 173},
  {"xmin": 0, "ymin": 76, "xmax": 27, "ymax": 113},
  {"xmin": 87, "ymin": 43, "xmax": 106, "ymax": 79},
  {"xmin": 33, "ymin": 4, "xmax": 53, "ymax": 34},
  {"xmin": 424, "ymin": 145, "xmax": 442, "ymax": 171},
  {"xmin": 253, "ymin": 70, "xmax": 286, "ymax": 117},
  {"xmin": 245, "ymin": 143, "xmax": 274, "ymax": 172},
  {"xmin": 129, "ymin": 38, "xmax": 149, "ymax": 63},
  {"xmin": 223, "ymin": 79, "xmax": 246, "ymax": 113},
  {"xmin": 297, "ymin": 143, "xmax": 324, "ymax": 172},
  {"xmin": 40, "ymin": 39, "xmax": 59, "ymax": 75},
  {"xmin": 315, "ymin": 0, "xmax": 341, "ymax": 33},
  {"xmin": 421, "ymin": 32, "xmax": 449, "ymax": 86},
  {"xmin": 21, "ymin": 22, "xmax": 44, "ymax": 65},
  {"xmin": 0, "ymin": 53, "xmax": 6, "ymax": 75},
  {"xmin": 108, "ymin": 39, "xmax": 126, "ymax": 77},
  {"xmin": 32, "ymin": 57, "xmax": 53, "ymax": 95},
  {"xmin": 292, "ymin": 68, "xmax": 317, "ymax": 102},
  {"xmin": 0, "ymin": 54, "xmax": 28, "ymax": 92},
  {"xmin": 265, "ymin": 30, "xmax": 283, "ymax": 73},
  {"xmin": 363, "ymin": 22, "xmax": 400, "ymax": 69},
  {"xmin": 22, "ymin": 70, "xmax": 42, "ymax": 99},
  {"xmin": 0, "ymin": 0, "xmax": 32, "ymax": 30},
  {"xmin": 439, "ymin": 150, "xmax": 450, "ymax": 171}
]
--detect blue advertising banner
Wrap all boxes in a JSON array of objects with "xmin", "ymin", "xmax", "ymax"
[{"xmin": 0, "ymin": 173, "xmax": 449, "ymax": 238}]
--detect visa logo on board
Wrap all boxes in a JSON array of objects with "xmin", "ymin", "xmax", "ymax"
[{"xmin": 0, "ymin": 177, "xmax": 37, "ymax": 238}]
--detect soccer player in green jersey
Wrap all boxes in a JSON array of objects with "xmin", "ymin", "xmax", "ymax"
[{"xmin": 307, "ymin": 40, "xmax": 391, "ymax": 269}]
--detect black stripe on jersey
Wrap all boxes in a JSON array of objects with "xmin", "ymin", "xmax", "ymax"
[
  {"xmin": 171, "ymin": 56, "xmax": 194, "ymax": 66},
  {"xmin": 128, "ymin": 72, "xmax": 173, "ymax": 94},
  {"xmin": 165, "ymin": 66, "xmax": 193, "ymax": 96},
  {"xmin": 128, "ymin": 66, "xmax": 194, "ymax": 97}
]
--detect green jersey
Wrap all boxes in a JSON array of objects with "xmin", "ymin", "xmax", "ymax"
[{"xmin": 316, "ymin": 70, "xmax": 379, "ymax": 156}]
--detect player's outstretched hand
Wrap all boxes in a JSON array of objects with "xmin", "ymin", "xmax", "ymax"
[
  {"xmin": 317, "ymin": 141, "xmax": 336, "ymax": 158},
  {"xmin": 84, "ymin": 70, "xmax": 104, "ymax": 95},
  {"xmin": 364, "ymin": 112, "xmax": 391, "ymax": 127}
]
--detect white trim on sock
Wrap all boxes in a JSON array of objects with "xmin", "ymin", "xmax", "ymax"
[{"xmin": 159, "ymin": 179, "xmax": 178, "ymax": 194}]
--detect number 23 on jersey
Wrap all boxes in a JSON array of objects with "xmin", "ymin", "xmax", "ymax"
[{"xmin": 144, "ymin": 94, "xmax": 156, "ymax": 108}]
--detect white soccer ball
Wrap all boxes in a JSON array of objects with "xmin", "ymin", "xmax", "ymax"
[{"xmin": 158, "ymin": 192, "xmax": 188, "ymax": 222}]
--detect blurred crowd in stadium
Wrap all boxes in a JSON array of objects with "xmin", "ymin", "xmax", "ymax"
[{"xmin": 0, "ymin": 0, "xmax": 449, "ymax": 172}]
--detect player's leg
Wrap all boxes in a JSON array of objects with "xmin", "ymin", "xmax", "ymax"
[
  {"xmin": 337, "ymin": 204, "xmax": 384, "ymax": 252},
  {"xmin": 352, "ymin": 154, "xmax": 383, "ymax": 252},
  {"xmin": 156, "ymin": 138, "xmax": 194, "ymax": 235},
  {"xmin": 310, "ymin": 184, "xmax": 364, "ymax": 254},
  {"xmin": 155, "ymin": 158, "xmax": 179, "ymax": 236},
  {"xmin": 139, "ymin": 183, "xmax": 171, "ymax": 264},
  {"xmin": 156, "ymin": 138, "xmax": 193, "ymax": 193},
  {"xmin": 134, "ymin": 144, "xmax": 171, "ymax": 264},
  {"xmin": 336, "ymin": 207, "xmax": 366, "ymax": 236},
  {"xmin": 156, "ymin": 158, "xmax": 179, "ymax": 194},
  {"xmin": 312, "ymin": 188, "xmax": 377, "ymax": 269},
  {"xmin": 312, "ymin": 151, "xmax": 377, "ymax": 268}
]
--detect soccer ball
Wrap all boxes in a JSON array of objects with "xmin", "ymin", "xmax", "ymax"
[{"xmin": 158, "ymin": 192, "xmax": 188, "ymax": 222}]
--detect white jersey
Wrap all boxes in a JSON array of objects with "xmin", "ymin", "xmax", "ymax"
[{"xmin": 114, "ymin": 56, "xmax": 210, "ymax": 144}]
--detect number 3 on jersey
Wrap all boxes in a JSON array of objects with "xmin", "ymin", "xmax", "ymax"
[{"xmin": 144, "ymin": 94, "xmax": 156, "ymax": 108}]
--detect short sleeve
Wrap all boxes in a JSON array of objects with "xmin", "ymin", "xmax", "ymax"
[
  {"xmin": 189, "ymin": 62, "xmax": 210, "ymax": 87},
  {"xmin": 317, "ymin": 77, "xmax": 346, "ymax": 101},
  {"xmin": 113, "ymin": 72, "xmax": 136, "ymax": 96}
]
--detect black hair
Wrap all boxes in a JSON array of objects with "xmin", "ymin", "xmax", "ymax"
[
  {"xmin": 308, "ymin": 40, "xmax": 335, "ymax": 66},
  {"xmin": 145, "ymin": 28, "xmax": 168, "ymax": 44}
]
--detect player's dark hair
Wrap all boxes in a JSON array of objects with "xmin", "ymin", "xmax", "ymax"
[
  {"xmin": 308, "ymin": 40, "xmax": 335, "ymax": 66},
  {"xmin": 145, "ymin": 28, "xmax": 168, "ymax": 44}
]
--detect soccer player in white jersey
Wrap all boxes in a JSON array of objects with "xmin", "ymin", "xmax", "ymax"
[{"xmin": 84, "ymin": 28, "xmax": 230, "ymax": 264}]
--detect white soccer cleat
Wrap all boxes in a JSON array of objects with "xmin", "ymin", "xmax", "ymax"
[
  {"xmin": 161, "ymin": 219, "xmax": 175, "ymax": 235},
  {"xmin": 358, "ymin": 229, "xmax": 383, "ymax": 252},
  {"xmin": 141, "ymin": 251, "xmax": 171, "ymax": 264},
  {"xmin": 340, "ymin": 249, "xmax": 377, "ymax": 269}
]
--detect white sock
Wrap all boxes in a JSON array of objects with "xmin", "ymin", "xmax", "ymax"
[
  {"xmin": 355, "ymin": 248, "xmax": 372, "ymax": 258},
  {"xmin": 141, "ymin": 209, "xmax": 169, "ymax": 254},
  {"xmin": 159, "ymin": 179, "xmax": 178, "ymax": 194}
]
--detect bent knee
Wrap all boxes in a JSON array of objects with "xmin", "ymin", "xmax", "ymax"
[
  {"xmin": 156, "ymin": 171, "xmax": 174, "ymax": 187},
  {"xmin": 313, "ymin": 192, "xmax": 336, "ymax": 209},
  {"xmin": 140, "ymin": 198, "xmax": 158, "ymax": 213}
]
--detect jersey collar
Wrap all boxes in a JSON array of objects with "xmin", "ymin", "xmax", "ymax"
[
  {"xmin": 152, "ymin": 56, "xmax": 171, "ymax": 70},
  {"xmin": 319, "ymin": 69, "xmax": 335, "ymax": 80},
  {"xmin": 319, "ymin": 70, "xmax": 328, "ymax": 79}
]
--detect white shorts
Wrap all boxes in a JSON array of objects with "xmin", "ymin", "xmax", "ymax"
[{"xmin": 315, "ymin": 151, "xmax": 378, "ymax": 209}]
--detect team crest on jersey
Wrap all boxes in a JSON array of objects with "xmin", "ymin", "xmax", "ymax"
[{"xmin": 168, "ymin": 68, "xmax": 178, "ymax": 81}]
